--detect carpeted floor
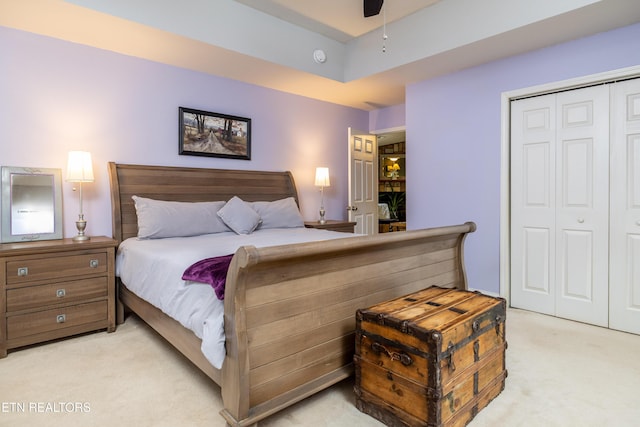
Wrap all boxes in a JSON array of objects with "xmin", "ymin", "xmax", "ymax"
[{"xmin": 1, "ymin": 308, "xmax": 639, "ymax": 426}]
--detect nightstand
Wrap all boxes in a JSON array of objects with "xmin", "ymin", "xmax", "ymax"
[
  {"xmin": 304, "ymin": 220, "xmax": 357, "ymax": 233},
  {"xmin": 0, "ymin": 236, "xmax": 117, "ymax": 357}
]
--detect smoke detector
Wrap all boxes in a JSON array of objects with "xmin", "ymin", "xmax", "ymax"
[{"xmin": 313, "ymin": 49, "xmax": 327, "ymax": 64}]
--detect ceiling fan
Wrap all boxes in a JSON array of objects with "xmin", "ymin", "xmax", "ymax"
[
  {"xmin": 364, "ymin": 0, "xmax": 384, "ymax": 17},
  {"xmin": 364, "ymin": 0, "xmax": 388, "ymax": 52}
]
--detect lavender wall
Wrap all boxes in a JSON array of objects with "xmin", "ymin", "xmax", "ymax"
[
  {"xmin": 369, "ymin": 103, "xmax": 405, "ymax": 132},
  {"xmin": 406, "ymin": 22, "xmax": 640, "ymax": 294},
  {"xmin": 0, "ymin": 27, "xmax": 368, "ymax": 239}
]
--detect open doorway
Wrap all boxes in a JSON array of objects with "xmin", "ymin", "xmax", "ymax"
[{"xmin": 377, "ymin": 130, "xmax": 406, "ymax": 232}]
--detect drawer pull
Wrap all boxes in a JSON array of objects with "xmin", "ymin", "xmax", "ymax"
[
  {"xmin": 56, "ymin": 314, "xmax": 66, "ymax": 324},
  {"xmin": 17, "ymin": 267, "xmax": 28, "ymax": 277},
  {"xmin": 89, "ymin": 259, "xmax": 99, "ymax": 268},
  {"xmin": 56, "ymin": 289, "xmax": 66, "ymax": 298}
]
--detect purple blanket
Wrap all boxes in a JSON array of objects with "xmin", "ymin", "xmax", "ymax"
[{"xmin": 182, "ymin": 254, "xmax": 233, "ymax": 300}]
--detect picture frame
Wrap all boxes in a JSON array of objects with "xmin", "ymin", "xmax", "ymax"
[
  {"xmin": 1, "ymin": 166, "xmax": 63, "ymax": 243},
  {"xmin": 179, "ymin": 107, "xmax": 251, "ymax": 160}
]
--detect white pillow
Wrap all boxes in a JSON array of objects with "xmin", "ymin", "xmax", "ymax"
[
  {"xmin": 250, "ymin": 197, "xmax": 304, "ymax": 229},
  {"xmin": 217, "ymin": 196, "xmax": 261, "ymax": 235},
  {"xmin": 132, "ymin": 196, "xmax": 229, "ymax": 239}
]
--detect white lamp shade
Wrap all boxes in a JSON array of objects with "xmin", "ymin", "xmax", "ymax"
[
  {"xmin": 314, "ymin": 167, "xmax": 330, "ymax": 187},
  {"xmin": 66, "ymin": 151, "xmax": 94, "ymax": 182}
]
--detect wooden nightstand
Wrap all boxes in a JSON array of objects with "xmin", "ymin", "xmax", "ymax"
[
  {"xmin": 304, "ymin": 220, "xmax": 357, "ymax": 233},
  {"xmin": 0, "ymin": 236, "xmax": 117, "ymax": 357}
]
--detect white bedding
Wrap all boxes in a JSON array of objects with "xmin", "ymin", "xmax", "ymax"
[{"xmin": 116, "ymin": 227, "xmax": 351, "ymax": 369}]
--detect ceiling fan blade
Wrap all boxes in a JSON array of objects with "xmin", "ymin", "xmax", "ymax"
[{"xmin": 364, "ymin": 0, "xmax": 383, "ymax": 17}]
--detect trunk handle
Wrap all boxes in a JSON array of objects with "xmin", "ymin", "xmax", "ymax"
[{"xmin": 371, "ymin": 342, "xmax": 413, "ymax": 366}]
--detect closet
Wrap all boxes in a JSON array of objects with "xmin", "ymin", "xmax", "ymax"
[{"xmin": 510, "ymin": 78, "xmax": 640, "ymax": 335}]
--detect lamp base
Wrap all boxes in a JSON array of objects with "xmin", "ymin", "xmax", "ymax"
[
  {"xmin": 319, "ymin": 207, "xmax": 326, "ymax": 224},
  {"xmin": 73, "ymin": 216, "xmax": 90, "ymax": 242}
]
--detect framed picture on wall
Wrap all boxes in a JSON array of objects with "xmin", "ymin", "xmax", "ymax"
[{"xmin": 179, "ymin": 107, "xmax": 251, "ymax": 160}]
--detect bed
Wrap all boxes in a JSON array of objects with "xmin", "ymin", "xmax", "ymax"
[{"xmin": 108, "ymin": 162, "xmax": 476, "ymax": 426}]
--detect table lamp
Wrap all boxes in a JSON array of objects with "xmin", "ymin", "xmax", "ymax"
[
  {"xmin": 66, "ymin": 151, "xmax": 94, "ymax": 241},
  {"xmin": 314, "ymin": 167, "xmax": 330, "ymax": 224}
]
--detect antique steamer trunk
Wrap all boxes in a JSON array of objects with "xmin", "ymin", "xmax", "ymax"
[{"xmin": 354, "ymin": 286, "xmax": 507, "ymax": 427}]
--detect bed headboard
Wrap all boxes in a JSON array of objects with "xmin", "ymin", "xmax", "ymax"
[{"xmin": 108, "ymin": 162, "xmax": 300, "ymax": 243}]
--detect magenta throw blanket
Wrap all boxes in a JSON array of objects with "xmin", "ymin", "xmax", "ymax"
[{"xmin": 182, "ymin": 254, "xmax": 233, "ymax": 300}]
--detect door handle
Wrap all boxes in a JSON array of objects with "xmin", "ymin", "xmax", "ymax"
[
  {"xmin": 577, "ymin": 218, "xmax": 584, "ymax": 223},
  {"xmin": 346, "ymin": 206, "xmax": 358, "ymax": 211}
]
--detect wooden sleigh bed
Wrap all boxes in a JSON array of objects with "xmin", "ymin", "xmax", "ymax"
[{"xmin": 108, "ymin": 162, "xmax": 476, "ymax": 426}]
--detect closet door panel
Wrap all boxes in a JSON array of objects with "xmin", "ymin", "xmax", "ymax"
[
  {"xmin": 511, "ymin": 94, "xmax": 556, "ymax": 315},
  {"xmin": 522, "ymin": 227, "xmax": 551, "ymax": 294},
  {"xmin": 554, "ymin": 86, "xmax": 609, "ymax": 327},
  {"xmin": 610, "ymin": 78, "xmax": 640, "ymax": 334},
  {"xmin": 560, "ymin": 229, "xmax": 594, "ymax": 301}
]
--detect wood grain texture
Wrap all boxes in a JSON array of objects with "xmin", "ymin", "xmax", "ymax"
[
  {"xmin": 109, "ymin": 162, "xmax": 298, "ymax": 243},
  {"xmin": 354, "ymin": 288, "xmax": 507, "ymax": 427},
  {"xmin": 1, "ymin": 237, "xmax": 117, "ymax": 357},
  {"xmin": 108, "ymin": 162, "xmax": 477, "ymax": 426}
]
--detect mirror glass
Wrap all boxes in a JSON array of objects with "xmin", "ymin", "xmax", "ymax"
[{"xmin": 1, "ymin": 166, "xmax": 63, "ymax": 243}]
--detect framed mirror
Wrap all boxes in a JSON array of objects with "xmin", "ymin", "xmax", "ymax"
[{"xmin": 1, "ymin": 166, "xmax": 63, "ymax": 243}]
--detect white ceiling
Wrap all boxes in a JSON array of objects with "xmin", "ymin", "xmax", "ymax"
[
  {"xmin": 1, "ymin": 0, "xmax": 640, "ymax": 111},
  {"xmin": 235, "ymin": 0, "xmax": 440, "ymax": 43}
]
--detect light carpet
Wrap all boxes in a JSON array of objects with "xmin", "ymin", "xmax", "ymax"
[{"xmin": 1, "ymin": 308, "xmax": 639, "ymax": 426}]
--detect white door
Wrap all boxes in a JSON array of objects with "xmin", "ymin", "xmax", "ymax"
[
  {"xmin": 610, "ymin": 78, "xmax": 640, "ymax": 334},
  {"xmin": 511, "ymin": 85, "xmax": 610, "ymax": 326},
  {"xmin": 510, "ymin": 93, "xmax": 557, "ymax": 316},
  {"xmin": 554, "ymin": 87, "xmax": 610, "ymax": 327},
  {"xmin": 348, "ymin": 128, "xmax": 377, "ymax": 235}
]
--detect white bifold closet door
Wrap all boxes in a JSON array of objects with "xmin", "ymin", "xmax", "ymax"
[
  {"xmin": 610, "ymin": 78, "xmax": 640, "ymax": 335},
  {"xmin": 511, "ymin": 85, "xmax": 610, "ymax": 327},
  {"xmin": 511, "ymin": 79, "xmax": 640, "ymax": 334}
]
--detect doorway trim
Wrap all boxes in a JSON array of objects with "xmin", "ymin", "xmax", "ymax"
[
  {"xmin": 372, "ymin": 126, "xmax": 406, "ymax": 135},
  {"xmin": 499, "ymin": 64, "xmax": 640, "ymax": 304}
]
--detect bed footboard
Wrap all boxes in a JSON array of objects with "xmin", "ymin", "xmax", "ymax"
[{"xmin": 220, "ymin": 222, "xmax": 476, "ymax": 426}]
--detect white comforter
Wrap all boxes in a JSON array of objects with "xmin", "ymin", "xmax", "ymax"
[{"xmin": 116, "ymin": 227, "xmax": 351, "ymax": 369}]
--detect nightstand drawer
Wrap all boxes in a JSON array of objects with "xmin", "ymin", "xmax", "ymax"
[
  {"xmin": 7, "ymin": 300, "xmax": 108, "ymax": 340},
  {"xmin": 6, "ymin": 252, "xmax": 108, "ymax": 286},
  {"xmin": 6, "ymin": 277, "xmax": 108, "ymax": 312}
]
